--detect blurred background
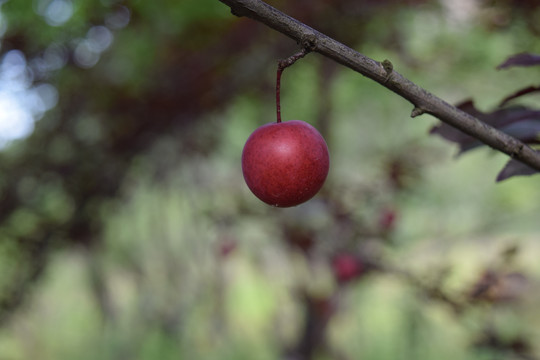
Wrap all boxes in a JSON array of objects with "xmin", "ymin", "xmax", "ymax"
[{"xmin": 0, "ymin": 0, "xmax": 540, "ymax": 359}]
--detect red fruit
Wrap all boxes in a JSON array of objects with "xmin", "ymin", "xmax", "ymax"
[
  {"xmin": 242, "ymin": 120, "xmax": 329, "ymax": 207},
  {"xmin": 332, "ymin": 254, "xmax": 363, "ymax": 283}
]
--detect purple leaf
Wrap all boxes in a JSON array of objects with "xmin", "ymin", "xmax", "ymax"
[
  {"xmin": 429, "ymin": 100, "xmax": 483, "ymax": 153},
  {"xmin": 430, "ymin": 100, "xmax": 540, "ymax": 154},
  {"xmin": 496, "ymin": 157, "xmax": 539, "ymax": 182},
  {"xmin": 499, "ymin": 86, "xmax": 540, "ymax": 107},
  {"xmin": 499, "ymin": 120, "xmax": 540, "ymax": 143},
  {"xmin": 497, "ymin": 53, "xmax": 540, "ymax": 69}
]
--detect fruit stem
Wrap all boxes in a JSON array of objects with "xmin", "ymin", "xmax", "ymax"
[
  {"xmin": 276, "ymin": 66, "xmax": 283, "ymax": 123},
  {"xmin": 276, "ymin": 48, "xmax": 309, "ymax": 123}
]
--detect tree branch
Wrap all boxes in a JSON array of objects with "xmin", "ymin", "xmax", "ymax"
[{"xmin": 218, "ymin": 0, "xmax": 540, "ymax": 172}]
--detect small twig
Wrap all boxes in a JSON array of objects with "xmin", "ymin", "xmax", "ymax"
[
  {"xmin": 377, "ymin": 262, "xmax": 465, "ymax": 314},
  {"xmin": 276, "ymin": 48, "xmax": 309, "ymax": 123},
  {"xmin": 411, "ymin": 107, "xmax": 425, "ymax": 118}
]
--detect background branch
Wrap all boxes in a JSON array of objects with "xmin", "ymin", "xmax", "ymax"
[{"xmin": 218, "ymin": 0, "xmax": 540, "ymax": 172}]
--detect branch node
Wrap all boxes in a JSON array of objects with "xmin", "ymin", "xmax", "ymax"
[
  {"xmin": 411, "ymin": 107, "xmax": 425, "ymax": 118},
  {"xmin": 511, "ymin": 144, "xmax": 524, "ymax": 158},
  {"xmin": 300, "ymin": 33, "xmax": 317, "ymax": 52},
  {"xmin": 382, "ymin": 59, "xmax": 393, "ymax": 74},
  {"xmin": 381, "ymin": 59, "xmax": 393, "ymax": 83},
  {"xmin": 229, "ymin": 5, "xmax": 246, "ymax": 17}
]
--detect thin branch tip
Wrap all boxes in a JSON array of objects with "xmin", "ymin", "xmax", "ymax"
[
  {"xmin": 230, "ymin": 8, "xmax": 243, "ymax": 17},
  {"xmin": 218, "ymin": 0, "xmax": 246, "ymax": 17},
  {"xmin": 411, "ymin": 107, "xmax": 425, "ymax": 118}
]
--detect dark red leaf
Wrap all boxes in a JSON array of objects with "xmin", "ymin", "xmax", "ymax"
[
  {"xmin": 430, "ymin": 100, "xmax": 540, "ymax": 154},
  {"xmin": 499, "ymin": 86, "xmax": 540, "ymax": 107},
  {"xmin": 429, "ymin": 101, "xmax": 481, "ymax": 152},
  {"xmin": 496, "ymin": 156, "xmax": 539, "ymax": 182},
  {"xmin": 497, "ymin": 53, "xmax": 540, "ymax": 69},
  {"xmin": 499, "ymin": 120, "xmax": 540, "ymax": 143}
]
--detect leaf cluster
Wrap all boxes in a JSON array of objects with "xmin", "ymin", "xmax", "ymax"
[{"xmin": 431, "ymin": 53, "xmax": 540, "ymax": 181}]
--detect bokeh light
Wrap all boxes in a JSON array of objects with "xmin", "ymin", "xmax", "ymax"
[
  {"xmin": 34, "ymin": 0, "xmax": 74, "ymax": 27},
  {"xmin": 0, "ymin": 50, "xmax": 58, "ymax": 146}
]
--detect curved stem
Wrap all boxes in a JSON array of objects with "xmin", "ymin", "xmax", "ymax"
[
  {"xmin": 276, "ymin": 65, "xmax": 283, "ymax": 123},
  {"xmin": 276, "ymin": 49, "xmax": 309, "ymax": 123}
]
